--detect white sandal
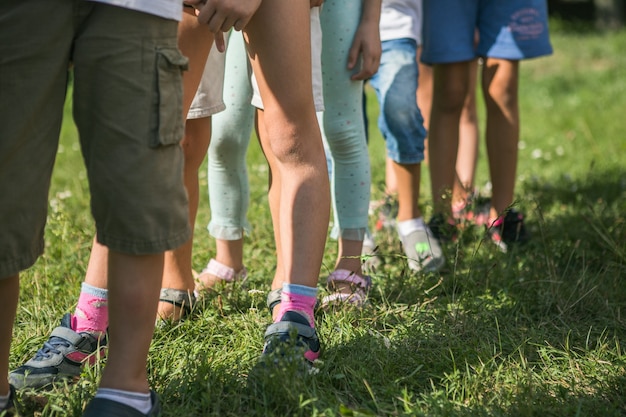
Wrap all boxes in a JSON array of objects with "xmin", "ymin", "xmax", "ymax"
[{"xmin": 320, "ymin": 269, "xmax": 372, "ymax": 308}]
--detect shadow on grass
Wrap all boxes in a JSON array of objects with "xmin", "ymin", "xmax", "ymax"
[
  {"xmin": 318, "ymin": 292, "xmax": 625, "ymax": 416},
  {"xmin": 312, "ymin": 165, "xmax": 626, "ymax": 415}
]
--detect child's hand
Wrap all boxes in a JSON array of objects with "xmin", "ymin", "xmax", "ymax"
[
  {"xmin": 347, "ymin": 20, "xmax": 381, "ymax": 80},
  {"xmin": 183, "ymin": 0, "xmax": 262, "ymax": 52}
]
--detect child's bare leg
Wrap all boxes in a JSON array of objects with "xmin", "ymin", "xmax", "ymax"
[
  {"xmin": 214, "ymin": 238, "xmax": 245, "ymax": 275},
  {"xmin": 384, "ymin": 157, "xmax": 398, "ymax": 195},
  {"xmin": 453, "ymin": 59, "xmax": 480, "ymax": 204},
  {"xmin": 0, "ymin": 274, "xmax": 19, "ymax": 396},
  {"xmin": 245, "ymin": 1, "xmax": 330, "ymax": 291},
  {"xmin": 429, "ymin": 61, "xmax": 472, "ymax": 215},
  {"xmin": 419, "ymin": 57, "xmax": 479, "ymax": 199},
  {"xmin": 392, "ymin": 161, "xmax": 423, "ymax": 222},
  {"xmin": 256, "ymin": 110, "xmax": 285, "ymax": 321},
  {"xmin": 180, "ymin": 11, "xmax": 214, "ymax": 114},
  {"xmin": 84, "ymin": 238, "xmax": 109, "ymax": 289},
  {"xmin": 482, "ymin": 58, "xmax": 519, "ymax": 221},
  {"xmin": 98, "ymin": 251, "xmax": 163, "ymax": 393},
  {"xmin": 159, "ymin": 116, "xmax": 212, "ymax": 318},
  {"xmin": 256, "ymin": 110, "xmax": 285, "ymax": 298},
  {"xmin": 417, "ymin": 57, "xmax": 433, "ymax": 166},
  {"xmin": 158, "ymin": 13, "xmax": 214, "ymax": 318},
  {"xmin": 335, "ymin": 239, "xmax": 363, "ymax": 275}
]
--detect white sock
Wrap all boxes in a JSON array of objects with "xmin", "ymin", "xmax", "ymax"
[
  {"xmin": 397, "ymin": 217, "xmax": 426, "ymax": 238},
  {"xmin": 95, "ymin": 388, "xmax": 152, "ymax": 414}
]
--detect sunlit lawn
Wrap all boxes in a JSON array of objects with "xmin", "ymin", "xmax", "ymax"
[{"xmin": 10, "ymin": 22, "xmax": 626, "ymax": 416}]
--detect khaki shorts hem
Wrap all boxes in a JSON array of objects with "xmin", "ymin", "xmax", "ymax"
[
  {"xmin": 0, "ymin": 252, "xmax": 40, "ymax": 279},
  {"xmin": 97, "ymin": 227, "xmax": 191, "ymax": 255}
]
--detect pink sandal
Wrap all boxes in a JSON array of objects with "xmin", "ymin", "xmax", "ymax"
[
  {"xmin": 194, "ymin": 258, "xmax": 247, "ymax": 295},
  {"xmin": 320, "ymin": 269, "xmax": 372, "ymax": 308}
]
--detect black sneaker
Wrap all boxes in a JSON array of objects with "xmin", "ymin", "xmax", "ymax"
[
  {"xmin": 9, "ymin": 313, "xmax": 107, "ymax": 390},
  {"xmin": 487, "ymin": 208, "xmax": 530, "ymax": 252},
  {"xmin": 374, "ymin": 195, "xmax": 399, "ymax": 233},
  {"xmin": 82, "ymin": 390, "xmax": 161, "ymax": 417},
  {"xmin": 427, "ymin": 213, "xmax": 458, "ymax": 242}
]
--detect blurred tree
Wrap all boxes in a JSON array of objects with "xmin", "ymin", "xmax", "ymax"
[{"xmin": 548, "ymin": 0, "xmax": 624, "ymax": 28}]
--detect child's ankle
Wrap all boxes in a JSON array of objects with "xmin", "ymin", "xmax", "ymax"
[
  {"xmin": 73, "ymin": 282, "xmax": 108, "ymax": 338},
  {"xmin": 276, "ymin": 283, "xmax": 317, "ymax": 327}
]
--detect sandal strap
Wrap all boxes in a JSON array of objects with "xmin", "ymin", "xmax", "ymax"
[
  {"xmin": 264, "ymin": 320, "xmax": 317, "ymax": 340},
  {"xmin": 266, "ymin": 288, "xmax": 282, "ymax": 312},
  {"xmin": 321, "ymin": 291, "xmax": 366, "ymax": 306},
  {"xmin": 326, "ymin": 269, "xmax": 372, "ymax": 291},
  {"xmin": 159, "ymin": 288, "xmax": 196, "ymax": 316},
  {"xmin": 202, "ymin": 258, "xmax": 247, "ymax": 282}
]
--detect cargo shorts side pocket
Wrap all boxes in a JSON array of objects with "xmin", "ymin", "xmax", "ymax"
[{"xmin": 150, "ymin": 46, "xmax": 189, "ymax": 148}]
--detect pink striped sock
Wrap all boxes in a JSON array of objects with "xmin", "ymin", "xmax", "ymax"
[
  {"xmin": 276, "ymin": 285, "xmax": 317, "ymax": 327},
  {"xmin": 72, "ymin": 283, "xmax": 108, "ymax": 338}
]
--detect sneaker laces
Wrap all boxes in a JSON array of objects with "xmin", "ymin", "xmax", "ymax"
[{"xmin": 35, "ymin": 336, "xmax": 72, "ymax": 360}]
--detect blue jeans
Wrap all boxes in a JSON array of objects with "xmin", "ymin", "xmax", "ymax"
[{"xmin": 369, "ymin": 38, "xmax": 426, "ymax": 165}]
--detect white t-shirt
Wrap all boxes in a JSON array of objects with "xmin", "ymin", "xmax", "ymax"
[
  {"xmin": 88, "ymin": 0, "xmax": 182, "ymax": 21},
  {"xmin": 379, "ymin": 0, "xmax": 422, "ymax": 44}
]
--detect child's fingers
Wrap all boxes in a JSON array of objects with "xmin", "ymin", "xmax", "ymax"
[{"xmin": 214, "ymin": 31, "xmax": 226, "ymax": 53}]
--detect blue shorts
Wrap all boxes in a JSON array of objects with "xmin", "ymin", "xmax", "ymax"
[
  {"xmin": 422, "ymin": 0, "xmax": 553, "ymax": 64},
  {"xmin": 369, "ymin": 38, "xmax": 426, "ymax": 165}
]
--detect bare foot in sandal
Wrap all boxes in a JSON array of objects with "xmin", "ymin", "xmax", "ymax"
[
  {"xmin": 157, "ymin": 288, "xmax": 196, "ymax": 322},
  {"xmin": 320, "ymin": 269, "xmax": 372, "ymax": 308},
  {"xmin": 195, "ymin": 258, "xmax": 247, "ymax": 294}
]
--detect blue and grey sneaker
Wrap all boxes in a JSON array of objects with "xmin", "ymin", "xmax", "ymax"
[
  {"xmin": 9, "ymin": 313, "xmax": 106, "ymax": 390},
  {"xmin": 82, "ymin": 390, "xmax": 161, "ymax": 417},
  {"xmin": 262, "ymin": 311, "xmax": 320, "ymax": 364},
  {"xmin": 428, "ymin": 213, "xmax": 458, "ymax": 243}
]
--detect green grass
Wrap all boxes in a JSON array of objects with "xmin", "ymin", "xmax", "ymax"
[{"xmin": 11, "ymin": 23, "xmax": 626, "ymax": 416}]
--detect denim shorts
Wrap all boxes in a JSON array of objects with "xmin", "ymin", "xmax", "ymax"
[
  {"xmin": 369, "ymin": 38, "xmax": 426, "ymax": 164},
  {"xmin": 422, "ymin": 0, "xmax": 553, "ymax": 64}
]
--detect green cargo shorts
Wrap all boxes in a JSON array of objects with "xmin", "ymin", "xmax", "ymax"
[{"xmin": 0, "ymin": 1, "xmax": 191, "ymax": 278}]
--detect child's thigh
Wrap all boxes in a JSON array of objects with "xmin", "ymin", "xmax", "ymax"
[{"xmin": 244, "ymin": 0, "xmax": 314, "ymax": 115}]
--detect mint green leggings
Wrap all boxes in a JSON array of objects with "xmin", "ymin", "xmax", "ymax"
[
  {"xmin": 207, "ymin": 2, "xmax": 370, "ymax": 242},
  {"xmin": 207, "ymin": 31, "xmax": 253, "ymax": 241},
  {"xmin": 321, "ymin": 0, "xmax": 370, "ymax": 241}
]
